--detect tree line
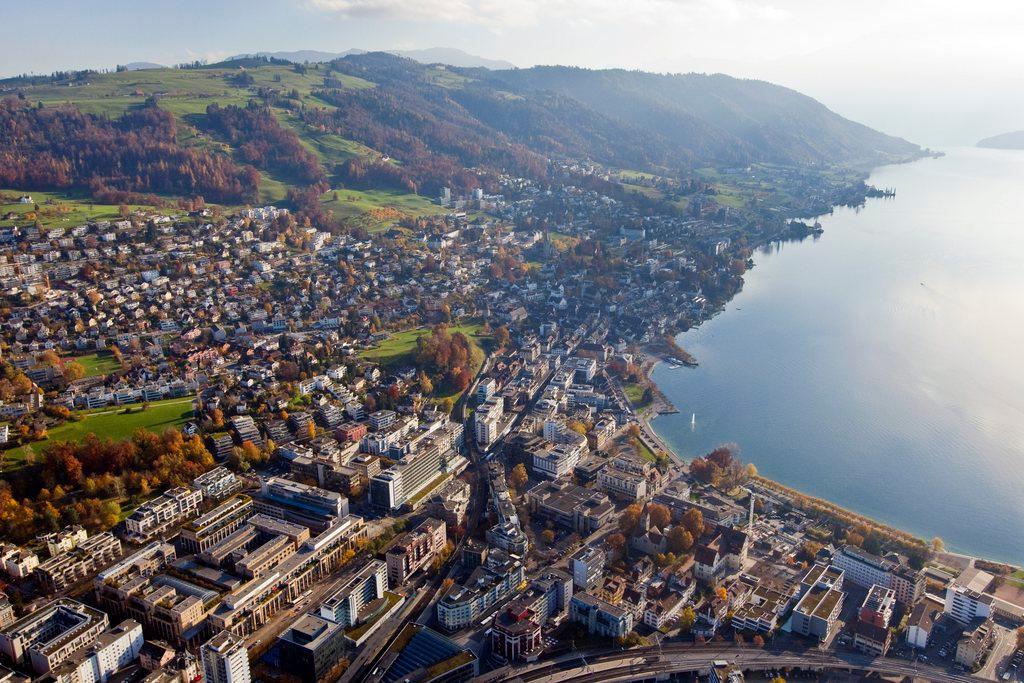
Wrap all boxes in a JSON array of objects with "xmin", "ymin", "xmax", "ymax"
[{"xmin": 0, "ymin": 98, "xmax": 260, "ymax": 204}]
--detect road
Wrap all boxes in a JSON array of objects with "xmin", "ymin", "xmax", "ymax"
[{"xmin": 474, "ymin": 643, "xmax": 986, "ymax": 683}]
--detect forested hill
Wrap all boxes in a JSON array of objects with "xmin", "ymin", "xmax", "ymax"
[
  {"xmin": 0, "ymin": 52, "xmax": 922, "ymax": 212},
  {"xmin": 474, "ymin": 65, "xmax": 921, "ymax": 169}
]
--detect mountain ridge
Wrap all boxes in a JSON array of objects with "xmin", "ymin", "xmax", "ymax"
[
  {"xmin": 977, "ymin": 130, "xmax": 1024, "ymax": 150},
  {"xmin": 231, "ymin": 47, "xmax": 515, "ymax": 70}
]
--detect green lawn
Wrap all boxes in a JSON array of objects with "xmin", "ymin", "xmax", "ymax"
[
  {"xmin": 320, "ymin": 188, "xmax": 447, "ymax": 233},
  {"xmin": 30, "ymin": 396, "xmax": 195, "ymax": 453},
  {"xmin": 623, "ymin": 382, "xmax": 651, "ymax": 408},
  {"xmin": 407, "ymin": 474, "xmax": 449, "ymax": 507},
  {"xmin": 344, "ymin": 591, "xmax": 403, "ymax": 641},
  {"xmin": 1, "ymin": 190, "xmax": 151, "ymax": 228},
  {"xmin": 360, "ymin": 323, "xmax": 488, "ymax": 368},
  {"xmin": 635, "ymin": 439, "xmax": 658, "ymax": 463},
  {"xmin": 71, "ymin": 352, "xmax": 122, "ymax": 378}
]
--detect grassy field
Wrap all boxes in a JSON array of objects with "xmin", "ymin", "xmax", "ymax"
[
  {"xmin": 71, "ymin": 351, "xmax": 122, "ymax": 378},
  {"xmin": 0, "ymin": 190, "xmax": 150, "ymax": 228},
  {"xmin": 360, "ymin": 323, "xmax": 488, "ymax": 368},
  {"xmin": 623, "ymin": 382, "xmax": 651, "ymax": 408},
  {"xmin": 321, "ymin": 188, "xmax": 447, "ymax": 233},
  {"xmin": 29, "ymin": 396, "xmax": 195, "ymax": 454}
]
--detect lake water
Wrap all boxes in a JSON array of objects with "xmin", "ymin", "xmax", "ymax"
[{"xmin": 651, "ymin": 147, "xmax": 1024, "ymax": 564}]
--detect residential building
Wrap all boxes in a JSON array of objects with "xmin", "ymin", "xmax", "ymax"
[
  {"xmin": 569, "ymin": 547, "xmax": 605, "ymax": 590},
  {"xmin": 201, "ymin": 631, "xmax": 250, "ymax": 683},
  {"xmin": 1, "ymin": 546, "xmax": 39, "ymax": 580},
  {"xmin": 193, "ymin": 468, "xmax": 241, "ymax": 500},
  {"xmin": 48, "ymin": 619, "xmax": 144, "ymax": 683},
  {"xmin": 569, "ymin": 593, "xmax": 633, "ymax": 639},
  {"xmin": 34, "ymin": 533, "xmax": 122, "ymax": 593},
  {"xmin": 179, "ymin": 495, "xmax": 253, "ymax": 554},
  {"xmin": 437, "ymin": 551, "xmax": 524, "ymax": 631},
  {"xmin": 0, "ymin": 599, "xmax": 109, "ymax": 675},
  {"xmin": 386, "ymin": 519, "xmax": 447, "ymax": 587},
  {"xmin": 956, "ymin": 619, "xmax": 994, "ymax": 669},
  {"xmin": 320, "ymin": 560, "xmax": 388, "ymax": 627},
  {"xmin": 906, "ymin": 595, "xmax": 944, "ymax": 649},
  {"xmin": 124, "ymin": 487, "xmax": 203, "ymax": 542},
  {"xmin": 945, "ymin": 582, "xmax": 994, "ymax": 626}
]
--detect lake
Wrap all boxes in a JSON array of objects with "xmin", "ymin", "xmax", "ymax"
[{"xmin": 651, "ymin": 147, "xmax": 1024, "ymax": 564}]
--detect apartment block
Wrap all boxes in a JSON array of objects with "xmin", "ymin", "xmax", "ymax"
[
  {"xmin": 385, "ymin": 518, "xmax": 447, "ymax": 587},
  {"xmin": 320, "ymin": 560, "xmax": 387, "ymax": 627},
  {"xmin": 179, "ymin": 495, "xmax": 253, "ymax": 554},
  {"xmin": 0, "ymin": 599, "xmax": 108, "ymax": 675},
  {"xmin": 34, "ymin": 533, "xmax": 122, "ymax": 594},
  {"xmin": 124, "ymin": 487, "xmax": 203, "ymax": 543}
]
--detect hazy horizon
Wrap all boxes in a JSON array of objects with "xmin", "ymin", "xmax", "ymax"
[{"xmin": 2, "ymin": 1, "xmax": 1022, "ymax": 148}]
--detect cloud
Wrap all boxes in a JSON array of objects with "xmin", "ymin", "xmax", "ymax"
[{"xmin": 304, "ymin": 0, "xmax": 790, "ymax": 29}]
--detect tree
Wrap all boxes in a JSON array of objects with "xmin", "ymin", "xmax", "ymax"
[
  {"xmin": 648, "ymin": 503, "xmax": 671, "ymax": 531},
  {"xmin": 541, "ymin": 529, "xmax": 555, "ymax": 545},
  {"xmin": 417, "ymin": 371, "xmax": 434, "ymax": 396},
  {"xmin": 681, "ymin": 508, "xmax": 704, "ymax": 538},
  {"xmin": 752, "ymin": 634, "xmax": 765, "ymax": 647},
  {"xmin": 99, "ymin": 500, "xmax": 121, "ymax": 529},
  {"xmin": 62, "ymin": 361, "xmax": 86, "ymax": 382},
  {"xmin": 493, "ymin": 325, "xmax": 511, "ymax": 348},
  {"xmin": 510, "ymin": 463, "xmax": 529, "ymax": 490},
  {"xmin": 931, "ymin": 537, "xmax": 945, "ymax": 552},
  {"xmin": 667, "ymin": 526, "xmax": 694, "ymax": 554},
  {"xmin": 678, "ymin": 606, "xmax": 696, "ymax": 633},
  {"xmin": 797, "ymin": 540, "xmax": 823, "ymax": 564},
  {"xmin": 620, "ymin": 502, "xmax": 644, "ymax": 535},
  {"xmin": 607, "ymin": 533, "xmax": 626, "ymax": 555}
]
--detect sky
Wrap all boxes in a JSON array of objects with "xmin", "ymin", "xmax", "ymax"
[{"xmin": 2, "ymin": 0, "xmax": 1022, "ymax": 146}]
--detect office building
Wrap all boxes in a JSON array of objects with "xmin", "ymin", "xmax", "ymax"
[
  {"xmin": 853, "ymin": 585, "xmax": 895, "ymax": 655},
  {"xmin": 276, "ymin": 615, "xmax": 345, "ymax": 683},
  {"xmin": 254, "ymin": 477, "xmax": 347, "ymax": 531},
  {"xmin": 832, "ymin": 545, "xmax": 922, "ymax": 605},
  {"xmin": 491, "ymin": 604, "xmax": 542, "ymax": 662},
  {"xmin": 791, "ymin": 564, "xmax": 846, "ymax": 641},
  {"xmin": 366, "ymin": 624, "xmax": 478, "ymax": 683}
]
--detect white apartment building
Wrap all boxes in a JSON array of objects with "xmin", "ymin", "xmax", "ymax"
[
  {"xmin": 124, "ymin": 487, "xmax": 203, "ymax": 542},
  {"xmin": 201, "ymin": 631, "xmax": 250, "ymax": 683}
]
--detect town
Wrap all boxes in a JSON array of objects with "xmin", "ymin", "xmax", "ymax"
[{"xmin": 1, "ymin": 171, "xmax": 1022, "ymax": 683}]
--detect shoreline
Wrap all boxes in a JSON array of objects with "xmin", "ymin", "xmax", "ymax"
[{"xmin": 638, "ymin": 351, "xmax": 1021, "ymax": 572}]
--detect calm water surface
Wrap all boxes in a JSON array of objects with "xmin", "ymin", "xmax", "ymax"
[{"xmin": 652, "ymin": 147, "xmax": 1024, "ymax": 564}]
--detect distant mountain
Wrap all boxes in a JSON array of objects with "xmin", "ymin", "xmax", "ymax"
[
  {"xmin": 325, "ymin": 53, "xmax": 921, "ymax": 172},
  {"xmin": 123, "ymin": 62, "xmax": 166, "ymax": 71},
  {"xmin": 480, "ymin": 65, "xmax": 921, "ymax": 169},
  {"xmin": 977, "ymin": 130, "xmax": 1024, "ymax": 150},
  {"xmin": 232, "ymin": 47, "xmax": 514, "ymax": 70}
]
